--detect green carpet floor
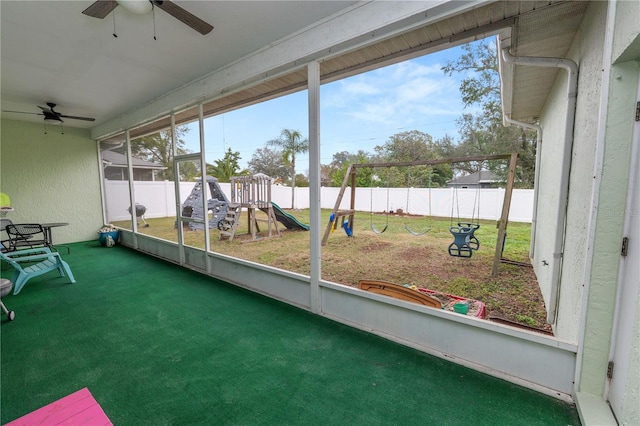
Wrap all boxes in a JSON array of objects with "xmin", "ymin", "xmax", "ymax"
[{"xmin": 1, "ymin": 242, "xmax": 581, "ymax": 425}]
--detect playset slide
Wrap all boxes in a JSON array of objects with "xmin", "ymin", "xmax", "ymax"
[{"xmin": 262, "ymin": 202, "xmax": 309, "ymax": 231}]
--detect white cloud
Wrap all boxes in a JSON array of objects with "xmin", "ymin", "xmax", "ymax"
[
  {"xmin": 324, "ymin": 56, "xmax": 464, "ymax": 130},
  {"xmin": 341, "ymin": 80, "xmax": 381, "ymax": 96}
]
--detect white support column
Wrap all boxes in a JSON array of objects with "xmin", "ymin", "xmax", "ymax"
[
  {"xmin": 198, "ymin": 104, "xmax": 212, "ymax": 270},
  {"xmin": 308, "ymin": 60, "xmax": 321, "ymax": 314},
  {"xmin": 171, "ymin": 114, "xmax": 185, "ymax": 266},
  {"xmin": 125, "ymin": 130, "xmax": 139, "ymax": 249}
]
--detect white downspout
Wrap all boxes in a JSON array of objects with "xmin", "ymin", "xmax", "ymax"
[
  {"xmin": 502, "ymin": 116, "xmax": 542, "ymax": 259},
  {"xmin": 501, "ymin": 48, "xmax": 578, "ymax": 324}
]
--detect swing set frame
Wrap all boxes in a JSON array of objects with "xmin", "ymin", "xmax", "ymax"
[{"xmin": 322, "ymin": 153, "xmax": 519, "ymax": 276}]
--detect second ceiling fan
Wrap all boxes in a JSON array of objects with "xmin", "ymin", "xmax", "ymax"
[{"xmin": 82, "ymin": 0, "xmax": 213, "ymax": 35}]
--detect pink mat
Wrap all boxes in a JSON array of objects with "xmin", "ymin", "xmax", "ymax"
[{"xmin": 5, "ymin": 387, "xmax": 112, "ymax": 426}]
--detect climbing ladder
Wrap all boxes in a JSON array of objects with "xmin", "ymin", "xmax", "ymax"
[
  {"xmin": 218, "ymin": 203, "xmax": 242, "ymax": 241},
  {"xmin": 218, "ymin": 202, "xmax": 281, "ymax": 242}
]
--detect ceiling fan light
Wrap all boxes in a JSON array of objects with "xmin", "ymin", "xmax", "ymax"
[
  {"xmin": 44, "ymin": 117, "xmax": 61, "ymax": 125},
  {"xmin": 117, "ymin": 0, "xmax": 153, "ymax": 15}
]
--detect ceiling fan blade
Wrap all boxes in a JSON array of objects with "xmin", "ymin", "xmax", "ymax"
[
  {"xmin": 37, "ymin": 105, "xmax": 52, "ymax": 112},
  {"xmin": 154, "ymin": 1, "xmax": 213, "ymax": 35},
  {"xmin": 2, "ymin": 110, "xmax": 43, "ymax": 116},
  {"xmin": 82, "ymin": 0, "xmax": 119, "ymax": 19},
  {"xmin": 59, "ymin": 114, "xmax": 96, "ymax": 122}
]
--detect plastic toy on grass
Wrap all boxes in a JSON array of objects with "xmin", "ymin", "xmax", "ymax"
[{"xmin": 358, "ymin": 280, "xmax": 486, "ymax": 318}]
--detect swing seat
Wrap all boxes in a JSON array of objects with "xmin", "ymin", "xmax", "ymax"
[
  {"xmin": 371, "ymin": 223, "xmax": 388, "ymax": 234},
  {"xmin": 405, "ymin": 224, "xmax": 430, "ymax": 236},
  {"xmin": 448, "ymin": 226, "xmax": 473, "ymax": 258},
  {"xmin": 457, "ymin": 222, "xmax": 480, "ymax": 250},
  {"xmin": 370, "ymin": 212, "xmax": 388, "ymax": 234}
]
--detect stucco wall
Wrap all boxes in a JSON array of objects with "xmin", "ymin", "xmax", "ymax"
[
  {"xmin": 575, "ymin": 3, "xmax": 640, "ymax": 425},
  {"xmin": 612, "ymin": 0, "xmax": 640, "ymax": 63},
  {"xmin": 515, "ymin": 2, "xmax": 639, "ymax": 422},
  {"xmin": 581, "ymin": 58, "xmax": 637, "ymax": 391},
  {"xmin": 533, "ymin": 2, "xmax": 607, "ymax": 343},
  {"xmin": 623, "ymin": 300, "xmax": 640, "ymax": 425},
  {"xmin": 0, "ymin": 118, "xmax": 104, "ymax": 244},
  {"xmin": 558, "ymin": 2, "xmax": 608, "ymax": 342},
  {"xmin": 533, "ymin": 67, "xmax": 568, "ymax": 323}
]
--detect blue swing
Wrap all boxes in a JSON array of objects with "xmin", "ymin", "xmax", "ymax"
[
  {"xmin": 448, "ymin": 225, "xmax": 474, "ymax": 258},
  {"xmin": 457, "ymin": 222, "xmax": 480, "ymax": 250},
  {"xmin": 448, "ymin": 174, "xmax": 481, "ymax": 258}
]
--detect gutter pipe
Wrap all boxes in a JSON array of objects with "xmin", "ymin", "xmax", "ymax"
[
  {"xmin": 502, "ymin": 116, "xmax": 542, "ymax": 259},
  {"xmin": 501, "ymin": 48, "xmax": 578, "ymax": 324}
]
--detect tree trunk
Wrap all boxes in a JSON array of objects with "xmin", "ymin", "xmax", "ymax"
[{"xmin": 291, "ymin": 161, "xmax": 296, "ymax": 209}]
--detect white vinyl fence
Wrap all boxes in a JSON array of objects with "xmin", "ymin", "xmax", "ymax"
[{"xmin": 104, "ymin": 180, "xmax": 534, "ymax": 223}]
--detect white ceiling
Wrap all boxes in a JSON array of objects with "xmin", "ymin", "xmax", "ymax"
[
  {"xmin": 0, "ymin": 0, "xmax": 357, "ymax": 129},
  {"xmin": 2, "ymin": 1, "xmax": 590, "ymax": 135}
]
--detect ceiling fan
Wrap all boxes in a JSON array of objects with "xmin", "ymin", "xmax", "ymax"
[
  {"xmin": 82, "ymin": 0, "xmax": 213, "ymax": 35},
  {"xmin": 2, "ymin": 103, "xmax": 96, "ymax": 124}
]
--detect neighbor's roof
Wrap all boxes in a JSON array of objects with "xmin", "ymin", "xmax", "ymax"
[
  {"xmin": 448, "ymin": 170, "xmax": 499, "ymax": 185},
  {"xmin": 101, "ymin": 150, "xmax": 166, "ymax": 169}
]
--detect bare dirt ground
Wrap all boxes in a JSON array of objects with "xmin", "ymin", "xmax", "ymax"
[{"xmin": 212, "ymin": 212, "xmax": 552, "ymax": 334}]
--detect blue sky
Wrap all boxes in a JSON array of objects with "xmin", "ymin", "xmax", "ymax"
[{"xmin": 182, "ymin": 42, "xmax": 480, "ymax": 172}]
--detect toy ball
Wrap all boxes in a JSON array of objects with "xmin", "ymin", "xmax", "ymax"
[{"xmin": 105, "ymin": 235, "xmax": 116, "ymax": 248}]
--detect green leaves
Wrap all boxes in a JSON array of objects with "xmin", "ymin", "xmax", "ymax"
[
  {"xmin": 130, "ymin": 126, "xmax": 192, "ymax": 181},
  {"xmin": 442, "ymin": 39, "xmax": 536, "ymax": 187},
  {"xmin": 206, "ymin": 148, "xmax": 245, "ymax": 182}
]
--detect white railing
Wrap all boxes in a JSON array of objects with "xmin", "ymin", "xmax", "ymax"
[{"xmin": 104, "ymin": 180, "xmax": 534, "ymax": 223}]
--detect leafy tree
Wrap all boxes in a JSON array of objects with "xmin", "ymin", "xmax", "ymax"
[
  {"xmin": 452, "ymin": 113, "xmax": 497, "ymax": 174},
  {"xmin": 442, "ymin": 41, "xmax": 502, "ymax": 120},
  {"xmin": 320, "ymin": 164, "xmax": 334, "ymax": 187},
  {"xmin": 206, "ymin": 148, "xmax": 246, "ymax": 182},
  {"xmin": 442, "ymin": 39, "xmax": 536, "ymax": 187},
  {"xmin": 294, "ymin": 173, "xmax": 309, "ymax": 188},
  {"xmin": 373, "ymin": 130, "xmax": 453, "ymax": 187},
  {"xmin": 375, "ymin": 130, "xmax": 434, "ymax": 161},
  {"xmin": 248, "ymin": 146, "xmax": 289, "ymax": 180},
  {"xmin": 433, "ymin": 134, "xmax": 456, "ymax": 159},
  {"xmin": 328, "ymin": 150, "xmax": 376, "ymax": 187},
  {"xmin": 267, "ymin": 129, "xmax": 309, "ymax": 207},
  {"xmin": 130, "ymin": 126, "xmax": 195, "ymax": 181}
]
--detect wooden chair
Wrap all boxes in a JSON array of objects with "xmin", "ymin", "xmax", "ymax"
[{"xmin": 0, "ymin": 248, "xmax": 76, "ymax": 295}]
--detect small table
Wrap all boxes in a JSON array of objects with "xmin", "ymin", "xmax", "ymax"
[{"xmin": 41, "ymin": 222, "xmax": 70, "ymax": 253}]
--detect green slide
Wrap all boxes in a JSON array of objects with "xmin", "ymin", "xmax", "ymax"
[{"xmin": 263, "ymin": 202, "xmax": 309, "ymax": 231}]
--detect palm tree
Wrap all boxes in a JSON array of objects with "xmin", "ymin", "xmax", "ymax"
[
  {"xmin": 268, "ymin": 129, "xmax": 309, "ymax": 208},
  {"xmin": 206, "ymin": 148, "xmax": 245, "ymax": 182}
]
